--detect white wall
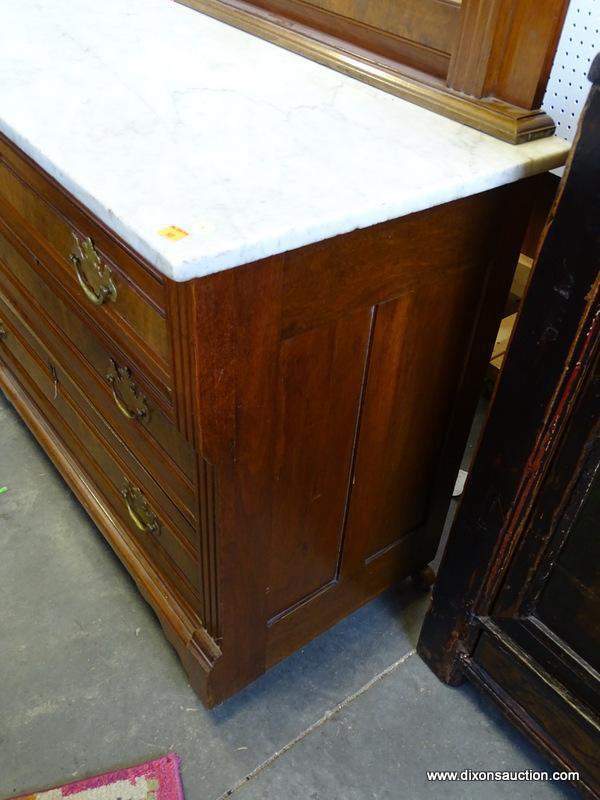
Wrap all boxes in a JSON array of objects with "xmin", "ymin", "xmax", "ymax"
[{"xmin": 543, "ymin": 0, "xmax": 600, "ymax": 141}]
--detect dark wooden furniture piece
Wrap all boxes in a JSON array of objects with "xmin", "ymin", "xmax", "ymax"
[
  {"xmin": 0, "ymin": 122, "xmax": 541, "ymax": 706},
  {"xmin": 419, "ymin": 56, "xmax": 600, "ymax": 797},
  {"xmin": 176, "ymin": 0, "xmax": 570, "ymax": 142}
]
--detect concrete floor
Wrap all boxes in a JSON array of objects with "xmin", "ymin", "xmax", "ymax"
[{"xmin": 0, "ymin": 389, "xmax": 579, "ymax": 800}]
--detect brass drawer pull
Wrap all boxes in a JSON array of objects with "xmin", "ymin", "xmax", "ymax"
[
  {"xmin": 106, "ymin": 358, "xmax": 149, "ymax": 420},
  {"xmin": 122, "ymin": 481, "xmax": 159, "ymax": 534},
  {"xmin": 69, "ymin": 233, "xmax": 117, "ymax": 306}
]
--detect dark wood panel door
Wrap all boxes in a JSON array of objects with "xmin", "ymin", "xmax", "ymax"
[
  {"xmin": 536, "ymin": 471, "xmax": 600, "ymax": 672},
  {"xmin": 418, "ymin": 55, "xmax": 600, "ymax": 798},
  {"xmin": 471, "ymin": 352, "xmax": 600, "ymax": 793},
  {"xmin": 490, "ymin": 349, "xmax": 600, "ymax": 717}
]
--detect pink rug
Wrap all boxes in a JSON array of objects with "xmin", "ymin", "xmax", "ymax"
[{"xmin": 8, "ymin": 754, "xmax": 184, "ymax": 800}]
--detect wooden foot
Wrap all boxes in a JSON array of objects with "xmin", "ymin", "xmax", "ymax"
[{"xmin": 411, "ymin": 565, "xmax": 436, "ymax": 591}]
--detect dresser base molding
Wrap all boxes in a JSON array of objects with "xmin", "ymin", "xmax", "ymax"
[{"xmin": 0, "ymin": 364, "xmax": 222, "ymax": 707}]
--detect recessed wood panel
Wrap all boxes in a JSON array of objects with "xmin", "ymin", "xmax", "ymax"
[
  {"xmin": 342, "ymin": 265, "xmax": 486, "ymax": 572},
  {"xmin": 289, "ymin": 0, "xmax": 460, "ymax": 52},
  {"xmin": 250, "ymin": 0, "xmax": 459, "ymax": 76},
  {"xmin": 267, "ymin": 307, "xmax": 373, "ymax": 618},
  {"xmin": 537, "ymin": 471, "xmax": 600, "ymax": 670}
]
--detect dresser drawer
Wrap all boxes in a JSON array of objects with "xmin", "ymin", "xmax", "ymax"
[
  {"xmin": 0, "ymin": 292, "xmax": 204, "ymax": 616},
  {"xmin": 0, "ymin": 142, "xmax": 171, "ymax": 387},
  {"xmin": 0, "ymin": 228, "xmax": 196, "ymax": 501}
]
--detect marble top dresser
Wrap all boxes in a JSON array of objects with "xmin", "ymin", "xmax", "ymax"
[{"xmin": 0, "ymin": 0, "xmax": 569, "ymax": 705}]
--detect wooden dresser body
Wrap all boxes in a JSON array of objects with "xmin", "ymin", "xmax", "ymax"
[{"xmin": 0, "ymin": 131, "xmax": 534, "ymax": 706}]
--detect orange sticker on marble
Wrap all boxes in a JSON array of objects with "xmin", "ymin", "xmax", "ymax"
[{"xmin": 158, "ymin": 226, "xmax": 189, "ymax": 241}]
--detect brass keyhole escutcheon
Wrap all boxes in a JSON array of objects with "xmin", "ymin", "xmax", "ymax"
[{"xmin": 69, "ymin": 233, "xmax": 117, "ymax": 306}]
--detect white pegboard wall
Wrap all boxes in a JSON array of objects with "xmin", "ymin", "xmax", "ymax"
[{"xmin": 543, "ymin": 0, "xmax": 600, "ymax": 141}]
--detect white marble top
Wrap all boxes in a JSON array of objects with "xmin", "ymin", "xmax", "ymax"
[{"xmin": 0, "ymin": 0, "xmax": 570, "ymax": 282}]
